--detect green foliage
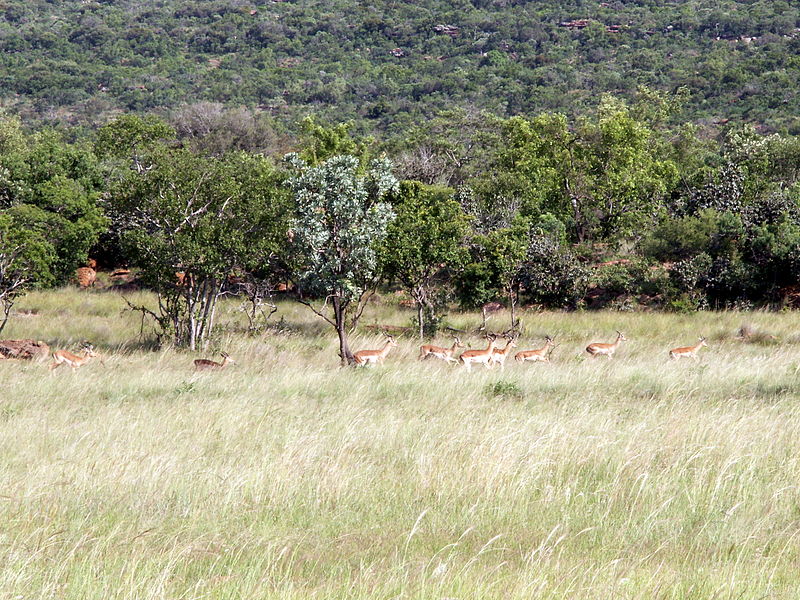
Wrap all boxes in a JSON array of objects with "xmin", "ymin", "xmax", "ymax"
[
  {"xmin": 110, "ymin": 146, "xmax": 287, "ymax": 349},
  {"xmin": 0, "ymin": 117, "xmax": 106, "ymax": 284},
  {"xmin": 288, "ymin": 153, "xmax": 397, "ymax": 303},
  {"xmin": 297, "ymin": 117, "xmax": 372, "ymax": 166},
  {"xmin": 287, "ymin": 152, "xmax": 398, "ymax": 364},
  {"xmin": 94, "ymin": 114, "xmax": 175, "ymax": 162},
  {"xmin": 519, "ymin": 226, "xmax": 589, "ymax": 308},
  {"xmin": 455, "ymin": 221, "xmax": 528, "ymax": 310},
  {"xmin": 380, "ymin": 181, "xmax": 470, "ymax": 337},
  {"xmin": 0, "ymin": 212, "xmax": 56, "ymax": 333},
  {"xmin": 492, "ymin": 100, "xmax": 679, "ymax": 243},
  {"xmin": 4, "ymin": 1, "xmax": 800, "ymax": 135},
  {"xmin": 590, "ymin": 259, "xmax": 673, "ymax": 304},
  {"xmin": 641, "ymin": 209, "xmax": 742, "ymax": 262},
  {"xmin": 484, "ymin": 380, "xmax": 525, "ymax": 401}
]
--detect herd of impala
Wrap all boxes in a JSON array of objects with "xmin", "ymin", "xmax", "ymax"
[
  {"xmin": 348, "ymin": 330, "xmax": 710, "ymax": 370},
  {"xmin": 40, "ymin": 332, "xmax": 710, "ymax": 373}
]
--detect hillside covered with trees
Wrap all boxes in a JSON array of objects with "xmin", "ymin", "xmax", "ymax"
[
  {"xmin": 2, "ymin": 0, "xmax": 800, "ymax": 135},
  {"xmin": 2, "ymin": 1, "xmax": 800, "ymax": 346}
]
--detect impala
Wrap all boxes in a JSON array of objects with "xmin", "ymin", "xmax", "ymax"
[
  {"xmin": 353, "ymin": 335, "xmax": 398, "ymax": 366},
  {"xmin": 669, "ymin": 337, "xmax": 708, "ymax": 361},
  {"xmin": 419, "ymin": 336, "xmax": 465, "ymax": 363},
  {"xmin": 458, "ymin": 334, "xmax": 500, "ymax": 370},
  {"xmin": 49, "ymin": 344, "xmax": 99, "ymax": 372},
  {"xmin": 194, "ymin": 352, "xmax": 235, "ymax": 371},
  {"xmin": 515, "ymin": 336, "xmax": 556, "ymax": 363},
  {"xmin": 586, "ymin": 331, "xmax": 627, "ymax": 359},
  {"xmin": 490, "ymin": 336, "xmax": 518, "ymax": 371}
]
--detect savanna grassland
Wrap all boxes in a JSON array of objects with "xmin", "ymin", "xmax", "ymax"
[{"xmin": 2, "ymin": 289, "xmax": 800, "ymax": 599}]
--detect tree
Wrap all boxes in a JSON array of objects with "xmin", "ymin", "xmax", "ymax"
[
  {"xmin": 454, "ymin": 220, "xmax": 528, "ymax": 330},
  {"xmin": 0, "ymin": 116, "xmax": 106, "ymax": 287},
  {"xmin": 297, "ymin": 116, "xmax": 372, "ymax": 166},
  {"xmin": 287, "ymin": 153, "xmax": 398, "ymax": 366},
  {"xmin": 95, "ymin": 114, "xmax": 175, "ymax": 173},
  {"xmin": 380, "ymin": 181, "xmax": 470, "ymax": 338},
  {"xmin": 494, "ymin": 99, "xmax": 679, "ymax": 244},
  {"xmin": 0, "ymin": 214, "xmax": 54, "ymax": 334},
  {"xmin": 110, "ymin": 147, "xmax": 288, "ymax": 350}
]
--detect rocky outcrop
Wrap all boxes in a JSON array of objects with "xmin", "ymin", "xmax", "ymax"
[{"xmin": 0, "ymin": 339, "xmax": 50, "ymax": 360}]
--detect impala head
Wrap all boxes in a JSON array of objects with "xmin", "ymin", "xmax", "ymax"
[
  {"xmin": 616, "ymin": 331, "xmax": 627, "ymax": 341},
  {"xmin": 699, "ymin": 336, "xmax": 708, "ymax": 347},
  {"xmin": 221, "ymin": 352, "xmax": 236, "ymax": 364},
  {"xmin": 454, "ymin": 336, "xmax": 465, "ymax": 348},
  {"xmin": 385, "ymin": 335, "xmax": 398, "ymax": 347},
  {"xmin": 81, "ymin": 342, "xmax": 98, "ymax": 357}
]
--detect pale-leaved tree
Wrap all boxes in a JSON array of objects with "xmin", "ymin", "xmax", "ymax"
[{"xmin": 287, "ymin": 153, "xmax": 398, "ymax": 366}]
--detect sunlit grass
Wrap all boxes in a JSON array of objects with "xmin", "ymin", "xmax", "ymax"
[{"xmin": 1, "ymin": 289, "xmax": 799, "ymax": 598}]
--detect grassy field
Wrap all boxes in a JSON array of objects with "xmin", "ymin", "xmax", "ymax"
[{"xmin": 1, "ymin": 288, "xmax": 800, "ymax": 599}]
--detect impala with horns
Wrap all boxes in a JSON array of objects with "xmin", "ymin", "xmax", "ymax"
[
  {"xmin": 353, "ymin": 335, "xmax": 398, "ymax": 366},
  {"xmin": 49, "ymin": 342, "xmax": 99, "ymax": 372},
  {"xmin": 490, "ymin": 334, "xmax": 518, "ymax": 371},
  {"xmin": 586, "ymin": 331, "xmax": 627, "ymax": 359},
  {"xmin": 669, "ymin": 337, "xmax": 708, "ymax": 361},
  {"xmin": 419, "ymin": 336, "xmax": 465, "ymax": 363},
  {"xmin": 194, "ymin": 352, "xmax": 235, "ymax": 371},
  {"xmin": 515, "ymin": 336, "xmax": 556, "ymax": 363},
  {"xmin": 458, "ymin": 334, "xmax": 500, "ymax": 370}
]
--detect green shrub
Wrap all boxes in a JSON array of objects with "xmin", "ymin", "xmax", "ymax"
[
  {"xmin": 519, "ymin": 231, "xmax": 588, "ymax": 308},
  {"xmin": 484, "ymin": 380, "xmax": 525, "ymax": 401},
  {"xmin": 591, "ymin": 259, "xmax": 672, "ymax": 299}
]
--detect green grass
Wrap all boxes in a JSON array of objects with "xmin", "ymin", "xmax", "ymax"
[{"xmin": 1, "ymin": 289, "xmax": 800, "ymax": 598}]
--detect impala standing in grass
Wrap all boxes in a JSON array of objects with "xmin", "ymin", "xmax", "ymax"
[
  {"xmin": 490, "ymin": 336, "xmax": 518, "ymax": 371},
  {"xmin": 353, "ymin": 335, "xmax": 398, "ymax": 366},
  {"xmin": 194, "ymin": 352, "xmax": 235, "ymax": 371},
  {"xmin": 459, "ymin": 334, "xmax": 500, "ymax": 371},
  {"xmin": 515, "ymin": 336, "xmax": 556, "ymax": 363},
  {"xmin": 669, "ymin": 337, "xmax": 708, "ymax": 361},
  {"xmin": 49, "ymin": 343, "xmax": 99, "ymax": 372},
  {"xmin": 586, "ymin": 331, "xmax": 627, "ymax": 360},
  {"xmin": 419, "ymin": 337, "xmax": 465, "ymax": 364}
]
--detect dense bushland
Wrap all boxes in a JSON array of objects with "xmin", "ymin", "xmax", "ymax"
[
  {"xmin": 2, "ymin": 0, "xmax": 800, "ymax": 135},
  {"xmin": 2, "ymin": 90, "xmax": 800, "ymax": 350}
]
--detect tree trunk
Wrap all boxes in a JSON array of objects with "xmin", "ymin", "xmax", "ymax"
[
  {"xmin": 509, "ymin": 284, "xmax": 519, "ymax": 330},
  {"xmin": 333, "ymin": 297, "xmax": 355, "ymax": 366},
  {"xmin": 0, "ymin": 297, "xmax": 12, "ymax": 336},
  {"xmin": 411, "ymin": 287, "xmax": 425, "ymax": 340}
]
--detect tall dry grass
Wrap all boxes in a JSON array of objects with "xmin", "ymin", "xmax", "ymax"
[{"xmin": 0, "ymin": 289, "xmax": 799, "ymax": 598}]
